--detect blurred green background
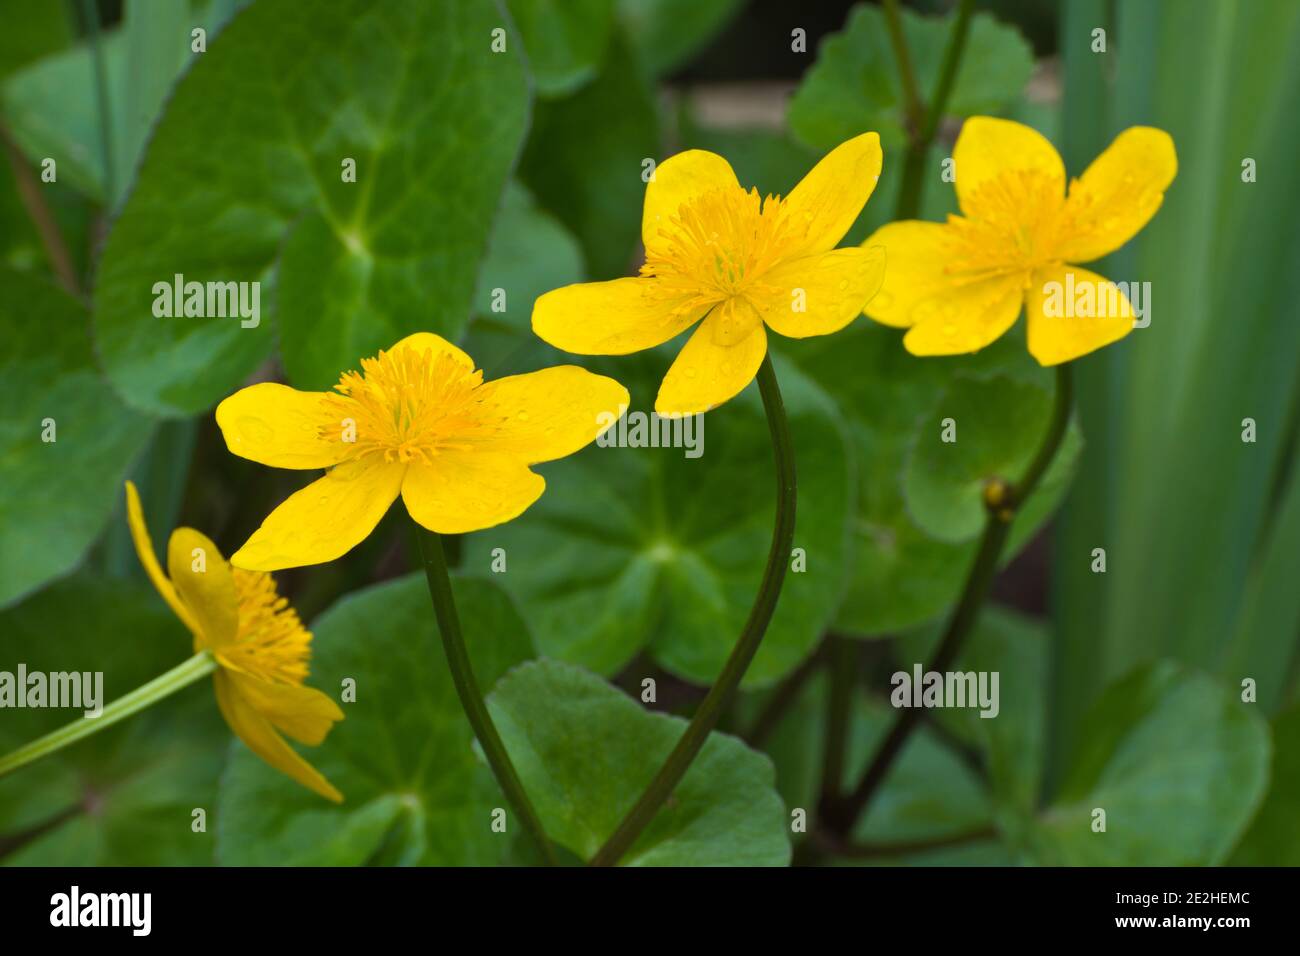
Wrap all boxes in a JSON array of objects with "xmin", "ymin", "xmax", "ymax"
[{"xmin": 0, "ymin": 0, "xmax": 1296, "ymax": 866}]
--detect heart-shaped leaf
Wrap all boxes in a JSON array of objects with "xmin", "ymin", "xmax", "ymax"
[
  {"xmin": 1032, "ymin": 662, "xmax": 1269, "ymax": 865},
  {"xmin": 788, "ymin": 3, "xmax": 1033, "ymax": 151},
  {"xmin": 487, "ymin": 659, "xmax": 790, "ymax": 865},
  {"xmin": 465, "ymin": 351, "xmax": 852, "ymax": 688},
  {"xmin": 94, "ymin": 0, "xmax": 530, "ymax": 413},
  {"xmin": 217, "ymin": 574, "xmax": 533, "ymax": 865},
  {"xmin": 0, "ymin": 269, "xmax": 154, "ymax": 608},
  {"xmin": 782, "ymin": 321, "xmax": 1072, "ymax": 636}
]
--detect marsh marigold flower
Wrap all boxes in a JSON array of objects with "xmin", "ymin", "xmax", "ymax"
[
  {"xmin": 124, "ymin": 482, "xmax": 344, "ymax": 802},
  {"xmin": 532, "ymin": 134, "xmax": 887, "ymax": 415},
  {"xmin": 863, "ymin": 117, "xmax": 1177, "ymax": 364},
  {"xmin": 216, "ymin": 332, "xmax": 628, "ymax": 570}
]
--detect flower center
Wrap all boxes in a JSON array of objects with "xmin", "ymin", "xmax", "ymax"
[
  {"xmin": 640, "ymin": 186, "xmax": 794, "ymax": 314},
  {"xmin": 943, "ymin": 169, "xmax": 1065, "ymax": 280},
  {"xmin": 319, "ymin": 346, "xmax": 486, "ymax": 465},
  {"xmin": 226, "ymin": 570, "xmax": 312, "ymax": 686}
]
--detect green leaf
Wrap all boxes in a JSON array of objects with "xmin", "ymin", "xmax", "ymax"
[
  {"xmin": 782, "ymin": 321, "xmax": 1070, "ymax": 636},
  {"xmin": 509, "ymin": 0, "xmax": 615, "ymax": 97},
  {"xmin": 903, "ymin": 374, "xmax": 1082, "ymax": 543},
  {"xmin": 897, "ymin": 606, "xmax": 1048, "ymax": 823},
  {"xmin": 1, "ymin": 30, "xmax": 126, "ymax": 202},
  {"xmin": 519, "ymin": 27, "xmax": 659, "ymax": 279},
  {"xmin": 464, "ymin": 352, "xmax": 852, "ymax": 688},
  {"xmin": 474, "ymin": 181, "xmax": 584, "ymax": 328},
  {"xmin": 1222, "ymin": 440, "xmax": 1300, "ymax": 711},
  {"xmin": 1049, "ymin": 0, "xmax": 1300, "ymax": 785},
  {"xmin": 748, "ymin": 669, "xmax": 1011, "ymax": 865},
  {"xmin": 486, "ymin": 659, "xmax": 790, "ymax": 865},
  {"xmin": 217, "ymin": 574, "xmax": 534, "ymax": 865},
  {"xmin": 788, "ymin": 3, "xmax": 1034, "ymax": 151},
  {"xmin": 675, "ymin": 114, "xmax": 820, "ymax": 200},
  {"xmin": 0, "ymin": 0, "xmax": 70, "ymax": 79},
  {"xmin": 1033, "ymin": 663, "xmax": 1270, "ymax": 865},
  {"xmin": 0, "ymin": 576, "xmax": 226, "ymax": 865},
  {"xmin": 1229, "ymin": 702, "xmax": 1300, "ymax": 865},
  {"xmin": 465, "ymin": 181, "xmax": 582, "ymax": 375},
  {"xmin": 850, "ymin": 701, "xmax": 994, "ymax": 851},
  {"xmin": 0, "ymin": 269, "xmax": 154, "ymax": 608},
  {"xmin": 616, "ymin": 0, "xmax": 743, "ymax": 77},
  {"xmin": 93, "ymin": 0, "xmax": 531, "ymax": 413}
]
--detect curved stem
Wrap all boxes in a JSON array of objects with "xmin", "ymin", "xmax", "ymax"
[
  {"xmin": 413, "ymin": 525, "xmax": 557, "ymax": 866},
  {"xmin": 0, "ymin": 651, "xmax": 217, "ymax": 778},
  {"xmin": 826, "ymin": 363, "xmax": 1074, "ymax": 835},
  {"xmin": 590, "ymin": 353, "xmax": 797, "ymax": 866}
]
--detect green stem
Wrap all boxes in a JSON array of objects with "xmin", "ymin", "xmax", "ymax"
[
  {"xmin": 591, "ymin": 353, "xmax": 797, "ymax": 866},
  {"xmin": 0, "ymin": 651, "xmax": 217, "ymax": 778},
  {"xmin": 919, "ymin": 0, "xmax": 975, "ymax": 146},
  {"xmin": 80, "ymin": 0, "xmax": 117, "ymax": 204},
  {"xmin": 891, "ymin": 0, "xmax": 976, "ymax": 221},
  {"xmin": 413, "ymin": 526, "xmax": 557, "ymax": 866},
  {"xmin": 819, "ymin": 634, "xmax": 856, "ymax": 801},
  {"xmin": 882, "ymin": 0, "xmax": 924, "ymax": 138},
  {"xmin": 826, "ymin": 364, "xmax": 1074, "ymax": 836}
]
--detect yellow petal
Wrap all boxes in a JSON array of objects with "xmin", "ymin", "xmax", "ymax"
[
  {"xmin": 223, "ymin": 670, "xmax": 343, "ymax": 746},
  {"xmin": 532, "ymin": 277, "xmax": 706, "ymax": 355},
  {"xmin": 902, "ymin": 275, "xmax": 1025, "ymax": 356},
  {"xmin": 124, "ymin": 482, "xmax": 201, "ymax": 638},
  {"xmin": 861, "ymin": 220, "xmax": 964, "ymax": 328},
  {"xmin": 401, "ymin": 453, "xmax": 545, "ymax": 534},
  {"xmin": 213, "ymin": 670, "xmax": 343, "ymax": 803},
  {"xmin": 755, "ymin": 245, "xmax": 886, "ymax": 339},
  {"xmin": 231, "ymin": 458, "xmax": 405, "ymax": 571},
  {"xmin": 1025, "ymin": 264, "xmax": 1135, "ymax": 366},
  {"xmin": 167, "ymin": 527, "xmax": 238, "ymax": 649},
  {"xmin": 655, "ymin": 301, "xmax": 767, "ymax": 416},
  {"xmin": 642, "ymin": 149, "xmax": 740, "ymax": 250},
  {"xmin": 953, "ymin": 117, "xmax": 1064, "ymax": 219},
  {"xmin": 1056, "ymin": 126, "xmax": 1177, "ymax": 263},
  {"xmin": 388, "ymin": 331, "xmax": 474, "ymax": 370},
  {"xmin": 780, "ymin": 132, "xmax": 883, "ymax": 260},
  {"xmin": 476, "ymin": 366, "xmax": 630, "ymax": 464},
  {"xmin": 215, "ymin": 383, "xmax": 342, "ymax": 470}
]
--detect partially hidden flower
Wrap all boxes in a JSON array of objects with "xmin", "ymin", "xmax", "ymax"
[
  {"xmin": 532, "ymin": 133, "xmax": 887, "ymax": 416},
  {"xmin": 216, "ymin": 333, "xmax": 629, "ymax": 571},
  {"xmin": 863, "ymin": 116, "xmax": 1177, "ymax": 365},
  {"xmin": 124, "ymin": 482, "xmax": 344, "ymax": 802}
]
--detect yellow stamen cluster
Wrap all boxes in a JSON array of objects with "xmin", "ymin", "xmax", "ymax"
[
  {"xmin": 641, "ymin": 186, "xmax": 794, "ymax": 314},
  {"xmin": 225, "ymin": 569, "xmax": 312, "ymax": 686},
  {"xmin": 319, "ymin": 347, "xmax": 487, "ymax": 465},
  {"xmin": 943, "ymin": 169, "xmax": 1065, "ymax": 281}
]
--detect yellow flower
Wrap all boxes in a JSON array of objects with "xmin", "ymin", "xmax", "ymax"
[
  {"xmin": 124, "ymin": 482, "xmax": 344, "ymax": 802},
  {"xmin": 532, "ymin": 134, "xmax": 887, "ymax": 415},
  {"xmin": 864, "ymin": 117, "xmax": 1177, "ymax": 365},
  {"xmin": 216, "ymin": 332, "xmax": 629, "ymax": 571}
]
